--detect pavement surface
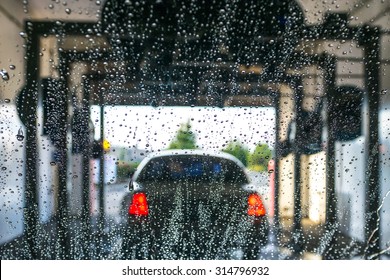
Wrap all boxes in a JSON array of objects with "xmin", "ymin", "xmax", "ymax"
[{"xmin": 0, "ymin": 214, "xmax": 372, "ymax": 260}]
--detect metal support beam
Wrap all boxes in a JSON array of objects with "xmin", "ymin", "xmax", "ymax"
[
  {"xmin": 291, "ymin": 79, "xmax": 304, "ymax": 254},
  {"xmin": 363, "ymin": 26, "xmax": 381, "ymax": 259},
  {"xmin": 81, "ymin": 78, "xmax": 92, "ymax": 259},
  {"xmin": 323, "ymin": 54, "xmax": 338, "ymax": 259},
  {"xmin": 56, "ymin": 52, "xmax": 70, "ymax": 259},
  {"xmin": 273, "ymin": 91, "xmax": 281, "ymax": 241},
  {"xmin": 99, "ymin": 92, "xmax": 105, "ymax": 231},
  {"xmin": 23, "ymin": 21, "xmax": 40, "ymax": 259}
]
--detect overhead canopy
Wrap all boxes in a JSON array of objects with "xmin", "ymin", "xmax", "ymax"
[{"xmin": 94, "ymin": 0, "xmax": 306, "ymax": 106}]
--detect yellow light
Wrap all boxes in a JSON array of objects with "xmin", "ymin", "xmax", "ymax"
[{"xmin": 103, "ymin": 139, "xmax": 110, "ymax": 151}]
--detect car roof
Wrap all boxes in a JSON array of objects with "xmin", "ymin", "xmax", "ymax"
[{"xmin": 132, "ymin": 149, "xmax": 247, "ymax": 180}]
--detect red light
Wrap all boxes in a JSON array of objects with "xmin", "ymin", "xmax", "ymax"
[
  {"xmin": 248, "ymin": 193, "xmax": 266, "ymax": 217},
  {"xmin": 129, "ymin": 193, "xmax": 149, "ymax": 216}
]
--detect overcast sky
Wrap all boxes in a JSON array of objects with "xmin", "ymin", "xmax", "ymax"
[{"xmin": 91, "ymin": 105, "xmax": 276, "ymax": 152}]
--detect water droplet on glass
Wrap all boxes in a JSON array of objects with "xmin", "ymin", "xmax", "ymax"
[
  {"xmin": 0, "ymin": 69, "xmax": 9, "ymax": 81},
  {"xmin": 4, "ymin": 98, "xmax": 10, "ymax": 103},
  {"xmin": 268, "ymin": 169, "xmax": 274, "ymax": 174},
  {"xmin": 9, "ymin": 65, "xmax": 15, "ymax": 70},
  {"xmin": 1, "ymin": 167, "xmax": 7, "ymax": 171},
  {"xmin": 65, "ymin": 8, "xmax": 71, "ymax": 14},
  {"xmin": 48, "ymin": 4, "xmax": 54, "ymax": 9},
  {"xmin": 16, "ymin": 127, "xmax": 24, "ymax": 141},
  {"xmin": 19, "ymin": 32, "xmax": 27, "ymax": 38},
  {"xmin": 50, "ymin": 162, "xmax": 57, "ymax": 166}
]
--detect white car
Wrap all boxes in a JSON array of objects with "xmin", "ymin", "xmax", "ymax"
[{"xmin": 121, "ymin": 149, "xmax": 269, "ymax": 259}]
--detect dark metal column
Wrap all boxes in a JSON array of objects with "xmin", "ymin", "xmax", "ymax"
[
  {"xmin": 273, "ymin": 91, "xmax": 281, "ymax": 240},
  {"xmin": 363, "ymin": 26, "xmax": 381, "ymax": 259},
  {"xmin": 56, "ymin": 52, "xmax": 70, "ymax": 259},
  {"xmin": 23, "ymin": 21, "xmax": 40, "ymax": 259},
  {"xmin": 99, "ymin": 90, "xmax": 105, "ymax": 230},
  {"xmin": 291, "ymin": 79, "xmax": 304, "ymax": 253},
  {"xmin": 323, "ymin": 54, "xmax": 338, "ymax": 259},
  {"xmin": 81, "ymin": 78, "xmax": 92, "ymax": 259}
]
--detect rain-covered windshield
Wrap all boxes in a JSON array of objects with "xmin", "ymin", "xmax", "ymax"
[{"xmin": 0, "ymin": 0, "xmax": 389, "ymax": 267}]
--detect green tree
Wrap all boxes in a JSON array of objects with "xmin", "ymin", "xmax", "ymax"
[
  {"xmin": 222, "ymin": 140, "xmax": 249, "ymax": 167},
  {"xmin": 167, "ymin": 121, "xmax": 197, "ymax": 150},
  {"xmin": 248, "ymin": 143, "xmax": 273, "ymax": 172}
]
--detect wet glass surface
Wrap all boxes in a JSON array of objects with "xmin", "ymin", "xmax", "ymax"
[{"xmin": 0, "ymin": 0, "xmax": 389, "ymax": 260}]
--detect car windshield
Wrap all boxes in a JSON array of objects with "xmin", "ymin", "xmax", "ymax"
[
  {"xmin": 1, "ymin": 0, "xmax": 389, "ymax": 269},
  {"xmin": 137, "ymin": 155, "xmax": 249, "ymax": 184}
]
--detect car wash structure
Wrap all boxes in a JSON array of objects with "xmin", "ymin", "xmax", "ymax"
[{"xmin": 14, "ymin": 0, "xmax": 386, "ymax": 259}]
